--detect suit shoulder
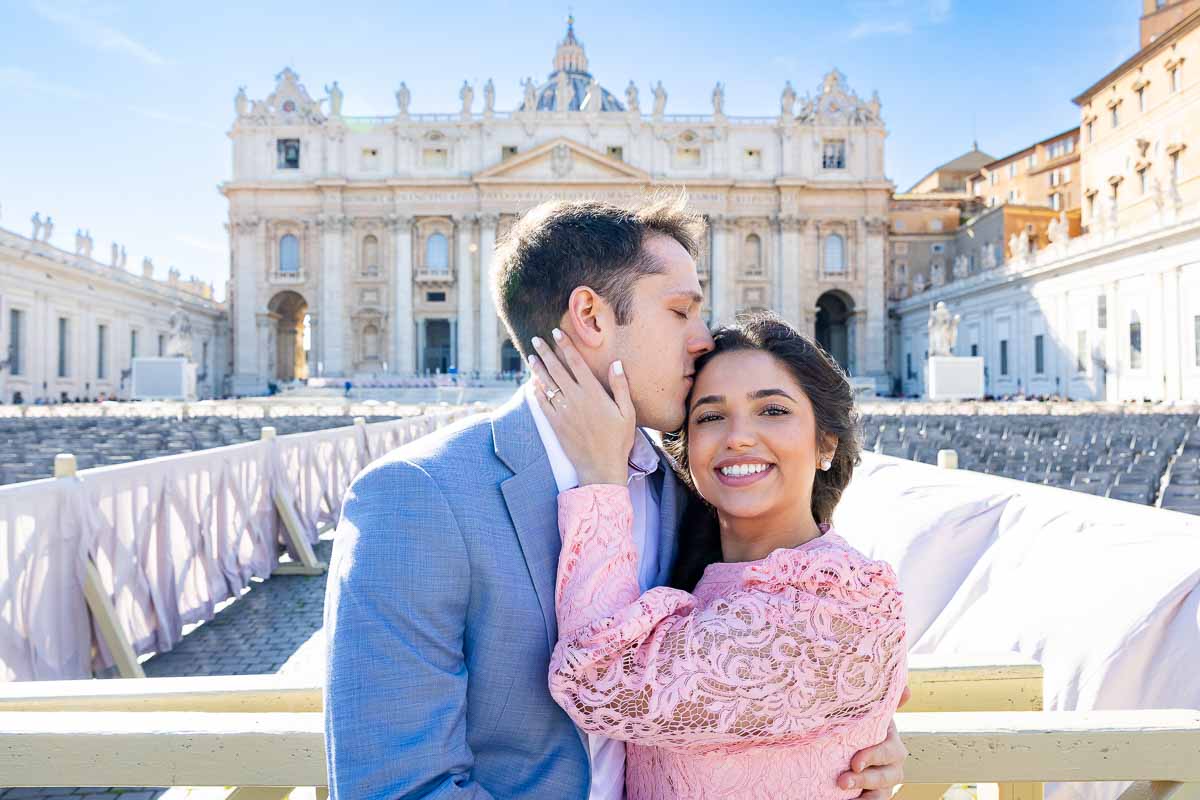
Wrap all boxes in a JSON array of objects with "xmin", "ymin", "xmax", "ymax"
[{"xmin": 354, "ymin": 412, "xmax": 499, "ymax": 489}]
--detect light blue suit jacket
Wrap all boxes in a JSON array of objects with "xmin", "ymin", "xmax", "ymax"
[{"xmin": 324, "ymin": 390, "xmax": 685, "ymax": 798}]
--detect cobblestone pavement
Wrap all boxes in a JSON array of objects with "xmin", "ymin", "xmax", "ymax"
[{"xmin": 0, "ymin": 540, "xmax": 335, "ymax": 799}]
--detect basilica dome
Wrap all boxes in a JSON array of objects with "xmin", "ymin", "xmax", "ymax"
[{"xmin": 523, "ymin": 18, "xmax": 625, "ymax": 112}]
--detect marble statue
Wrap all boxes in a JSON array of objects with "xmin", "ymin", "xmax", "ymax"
[
  {"xmin": 1047, "ymin": 211, "xmax": 1069, "ymax": 244},
  {"xmin": 927, "ymin": 301, "xmax": 961, "ymax": 357},
  {"xmin": 952, "ymin": 253, "xmax": 969, "ymax": 278},
  {"xmin": 1008, "ymin": 232, "xmax": 1022, "ymax": 262},
  {"xmin": 781, "ymin": 81, "xmax": 796, "ymax": 117},
  {"xmin": 459, "ymin": 80, "xmax": 474, "ymax": 115},
  {"xmin": 522, "ymin": 77, "xmax": 537, "ymax": 111},
  {"xmin": 712, "ymin": 82, "xmax": 725, "ymax": 116},
  {"xmin": 142, "ymin": 257, "xmax": 154, "ymax": 277},
  {"xmin": 166, "ymin": 307, "xmax": 194, "ymax": 360},
  {"xmin": 483, "ymin": 79, "xmax": 495, "ymax": 113},
  {"xmin": 625, "ymin": 80, "xmax": 639, "ymax": 112},
  {"xmin": 120, "ymin": 245, "xmax": 127, "ymax": 269},
  {"xmin": 30, "ymin": 212, "xmax": 42, "ymax": 241},
  {"xmin": 235, "ymin": 86, "xmax": 248, "ymax": 117},
  {"xmin": 1019, "ymin": 227, "xmax": 1031, "ymax": 258},
  {"xmin": 81, "ymin": 230, "xmax": 92, "ymax": 258},
  {"xmin": 73, "ymin": 229, "xmax": 83, "ymax": 254},
  {"xmin": 111, "ymin": 242, "xmax": 120, "ymax": 267},
  {"xmin": 554, "ymin": 71, "xmax": 574, "ymax": 111},
  {"xmin": 42, "ymin": 216, "xmax": 53, "ymax": 242},
  {"xmin": 866, "ymin": 90, "xmax": 882, "ymax": 123},
  {"xmin": 324, "ymin": 81, "xmax": 343, "ymax": 117},
  {"xmin": 652, "ymin": 80, "xmax": 667, "ymax": 116},
  {"xmin": 395, "ymin": 82, "xmax": 410, "ymax": 115}
]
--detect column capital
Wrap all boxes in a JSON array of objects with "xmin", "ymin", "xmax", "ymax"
[
  {"xmin": 232, "ymin": 216, "xmax": 262, "ymax": 234},
  {"xmin": 774, "ymin": 214, "xmax": 807, "ymax": 232},
  {"xmin": 386, "ymin": 213, "xmax": 414, "ymax": 231},
  {"xmin": 451, "ymin": 212, "xmax": 480, "ymax": 227},
  {"xmin": 865, "ymin": 217, "xmax": 889, "ymax": 235},
  {"xmin": 479, "ymin": 212, "xmax": 501, "ymax": 228},
  {"xmin": 316, "ymin": 214, "xmax": 350, "ymax": 231},
  {"xmin": 708, "ymin": 213, "xmax": 733, "ymax": 231}
]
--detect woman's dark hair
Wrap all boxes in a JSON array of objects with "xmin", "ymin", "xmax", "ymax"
[{"xmin": 663, "ymin": 312, "xmax": 863, "ymax": 591}]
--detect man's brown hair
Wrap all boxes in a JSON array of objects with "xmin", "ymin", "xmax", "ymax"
[{"xmin": 492, "ymin": 193, "xmax": 706, "ymax": 360}]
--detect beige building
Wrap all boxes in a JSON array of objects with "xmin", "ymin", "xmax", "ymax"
[
  {"xmin": 222, "ymin": 21, "xmax": 894, "ymax": 395},
  {"xmin": 907, "ymin": 146, "xmax": 994, "ymax": 194},
  {"xmin": 1075, "ymin": 6, "xmax": 1199, "ymax": 232},
  {"xmin": 1141, "ymin": 0, "xmax": 1200, "ymax": 46},
  {"xmin": 0, "ymin": 222, "xmax": 227, "ymax": 404},
  {"xmin": 969, "ymin": 129, "xmax": 1081, "ymax": 213}
]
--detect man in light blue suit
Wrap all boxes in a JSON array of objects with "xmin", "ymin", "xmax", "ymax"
[{"xmin": 324, "ymin": 197, "xmax": 909, "ymax": 799}]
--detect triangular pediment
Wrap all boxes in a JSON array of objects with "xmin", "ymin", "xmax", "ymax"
[{"xmin": 475, "ymin": 137, "xmax": 650, "ymax": 184}]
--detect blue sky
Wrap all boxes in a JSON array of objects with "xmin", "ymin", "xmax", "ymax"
[{"xmin": 0, "ymin": 0, "xmax": 1137, "ymax": 300}]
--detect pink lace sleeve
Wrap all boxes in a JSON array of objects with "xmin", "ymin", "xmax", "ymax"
[{"xmin": 548, "ymin": 484, "xmax": 907, "ymax": 755}]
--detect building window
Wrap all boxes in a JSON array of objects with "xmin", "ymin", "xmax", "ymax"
[
  {"xmin": 423, "ymin": 147, "xmax": 449, "ymax": 168},
  {"xmin": 606, "ymin": 145, "xmax": 624, "ymax": 161},
  {"xmin": 1137, "ymin": 87, "xmax": 1145, "ymax": 112},
  {"xmin": 906, "ymin": 352, "xmax": 914, "ymax": 380},
  {"xmin": 1063, "ymin": 165, "xmax": 1071, "ymax": 182},
  {"xmin": 1171, "ymin": 152, "xmax": 1182, "ymax": 184},
  {"xmin": 1077, "ymin": 330, "xmax": 1088, "ymax": 372},
  {"xmin": 1008, "ymin": 189, "xmax": 1018, "ymax": 202},
  {"xmin": 362, "ymin": 324, "xmax": 380, "ymax": 361},
  {"xmin": 1111, "ymin": 106, "xmax": 1119, "ymax": 128},
  {"xmin": 1098, "ymin": 294, "xmax": 1107, "ymax": 329},
  {"xmin": 279, "ymin": 235, "xmax": 300, "ymax": 275},
  {"xmin": 1051, "ymin": 192, "xmax": 1062, "ymax": 211},
  {"xmin": 1027, "ymin": 153, "xmax": 1037, "ymax": 169},
  {"xmin": 1087, "ymin": 120, "xmax": 1094, "ymax": 143},
  {"xmin": 7, "ymin": 308, "xmax": 23, "ymax": 375},
  {"xmin": 97, "ymin": 324, "xmax": 108, "ymax": 380},
  {"xmin": 1050, "ymin": 170, "xmax": 1059, "ymax": 187},
  {"xmin": 1008, "ymin": 162, "xmax": 1017, "ymax": 179},
  {"xmin": 1129, "ymin": 312, "xmax": 1143, "ymax": 369},
  {"xmin": 1171, "ymin": 66, "xmax": 1180, "ymax": 93},
  {"xmin": 426, "ymin": 291, "xmax": 446, "ymax": 303},
  {"xmin": 743, "ymin": 233, "xmax": 763, "ymax": 274},
  {"xmin": 277, "ymin": 139, "xmax": 301, "ymax": 169},
  {"xmin": 1034, "ymin": 334, "xmax": 1044, "ymax": 374},
  {"xmin": 744, "ymin": 148, "xmax": 762, "ymax": 169},
  {"xmin": 824, "ymin": 233, "xmax": 845, "ymax": 273},
  {"xmin": 1087, "ymin": 193, "xmax": 1096, "ymax": 219},
  {"xmin": 1138, "ymin": 168, "xmax": 1148, "ymax": 194},
  {"xmin": 425, "ymin": 232, "xmax": 449, "ymax": 272},
  {"xmin": 501, "ymin": 145, "xmax": 519, "ymax": 160},
  {"xmin": 157, "ymin": 333, "xmax": 165, "ymax": 357},
  {"xmin": 971, "ymin": 343, "xmax": 979, "ymax": 357},
  {"xmin": 57, "ymin": 317, "xmax": 69, "ymax": 378},
  {"xmin": 130, "ymin": 329, "xmax": 138, "ymax": 360},
  {"xmin": 201, "ymin": 340, "xmax": 209, "ymax": 371},
  {"xmin": 1000, "ymin": 339, "xmax": 1009, "ymax": 376},
  {"xmin": 1195, "ymin": 316, "xmax": 1200, "ymax": 367},
  {"xmin": 989, "ymin": 171, "xmax": 997, "ymax": 186},
  {"xmin": 361, "ymin": 234, "xmax": 380, "ymax": 276},
  {"xmin": 822, "ymin": 139, "xmax": 846, "ymax": 169},
  {"xmin": 931, "ymin": 243, "xmax": 946, "ymax": 254}
]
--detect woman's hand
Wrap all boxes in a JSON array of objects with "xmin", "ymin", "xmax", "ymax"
[{"xmin": 527, "ymin": 328, "xmax": 635, "ymax": 487}]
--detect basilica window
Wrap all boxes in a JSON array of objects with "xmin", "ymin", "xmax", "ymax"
[
  {"xmin": 362, "ymin": 324, "xmax": 380, "ymax": 361},
  {"xmin": 157, "ymin": 333, "xmax": 165, "ymax": 357},
  {"xmin": 1034, "ymin": 334, "xmax": 1045, "ymax": 374},
  {"xmin": 425, "ymin": 233, "xmax": 450, "ymax": 273},
  {"xmin": 422, "ymin": 132, "xmax": 450, "ymax": 168},
  {"xmin": 279, "ymin": 235, "xmax": 300, "ymax": 275},
  {"xmin": 822, "ymin": 140, "xmax": 846, "ymax": 170},
  {"xmin": 743, "ymin": 233, "xmax": 763, "ymax": 275},
  {"xmin": 1129, "ymin": 311, "xmax": 1143, "ymax": 370},
  {"xmin": 1077, "ymin": 330, "xmax": 1088, "ymax": 373},
  {"xmin": 501, "ymin": 145, "xmax": 519, "ymax": 160},
  {"xmin": 1000, "ymin": 339, "xmax": 1009, "ymax": 376},
  {"xmin": 606, "ymin": 145, "xmax": 624, "ymax": 161},
  {"xmin": 97, "ymin": 324, "xmax": 108, "ymax": 380},
  {"xmin": 823, "ymin": 233, "xmax": 845, "ymax": 273},
  {"xmin": 7, "ymin": 308, "xmax": 23, "ymax": 375},
  {"xmin": 361, "ymin": 234, "xmax": 380, "ymax": 276},
  {"xmin": 361, "ymin": 148, "xmax": 380, "ymax": 171},
  {"xmin": 57, "ymin": 317, "xmax": 70, "ymax": 378},
  {"xmin": 277, "ymin": 139, "xmax": 301, "ymax": 169},
  {"xmin": 744, "ymin": 148, "xmax": 762, "ymax": 169},
  {"xmin": 675, "ymin": 132, "xmax": 702, "ymax": 167}
]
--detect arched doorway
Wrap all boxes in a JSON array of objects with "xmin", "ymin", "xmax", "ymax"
[
  {"xmin": 268, "ymin": 290, "xmax": 310, "ymax": 382},
  {"xmin": 814, "ymin": 291, "xmax": 854, "ymax": 373}
]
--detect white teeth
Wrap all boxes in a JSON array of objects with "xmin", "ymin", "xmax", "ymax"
[{"xmin": 720, "ymin": 463, "xmax": 769, "ymax": 477}]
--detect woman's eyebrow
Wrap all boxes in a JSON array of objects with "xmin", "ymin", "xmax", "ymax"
[
  {"xmin": 750, "ymin": 388, "xmax": 796, "ymax": 402},
  {"xmin": 691, "ymin": 394, "xmax": 723, "ymax": 409}
]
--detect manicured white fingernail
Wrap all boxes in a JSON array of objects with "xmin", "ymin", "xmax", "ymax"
[
  {"xmin": 527, "ymin": 354, "xmax": 538, "ymax": 366},
  {"xmin": 531, "ymin": 337, "xmax": 544, "ymax": 349},
  {"xmin": 612, "ymin": 360, "xmax": 624, "ymax": 375},
  {"xmin": 552, "ymin": 328, "xmax": 563, "ymax": 341}
]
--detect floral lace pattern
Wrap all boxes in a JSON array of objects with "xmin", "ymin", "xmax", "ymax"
[{"xmin": 549, "ymin": 484, "xmax": 907, "ymax": 799}]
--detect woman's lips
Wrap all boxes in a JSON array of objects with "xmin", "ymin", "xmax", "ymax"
[{"xmin": 714, "ymin": 463, "xmax": 775, "ymax": 487}]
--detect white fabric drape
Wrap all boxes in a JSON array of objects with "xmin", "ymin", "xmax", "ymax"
[
  {"xmin": 834, "ymin": 453, "xmax": 1200, "ymax": 800},
  {"xmin": 0, "ymin": 407, "xmax": 476, "ymax": 681}
]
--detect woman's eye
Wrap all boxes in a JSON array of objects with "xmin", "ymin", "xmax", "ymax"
[
  {"xmin": 694, "ymin": 412, "xmax": 721, "ymax": 424},
  {"xmin": 761, "ymin": 404, "xmax": 790, "ymax": 416}
]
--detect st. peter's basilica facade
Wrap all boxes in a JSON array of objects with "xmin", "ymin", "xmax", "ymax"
[{"xmin": 222, "ymin": 19, "xmax": 891, "ymax": 395}]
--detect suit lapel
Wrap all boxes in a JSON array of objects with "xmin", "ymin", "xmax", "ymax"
[
  {"xmin": 492, "ymin": 391, "xmax": 562, "ymax": 653},
  {"xmin": 653, "ymin": 447, "xmax": 686, "ymax": 588}
]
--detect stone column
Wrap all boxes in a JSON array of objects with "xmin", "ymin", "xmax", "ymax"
[
  {"xmin": 389, "ymin": 214, "xmax": 414, "ymax": 375},
  {"xmin": 478, "ymin": 214, "xmax": 500, "ymax": 378},
  {"xmin": 778, "ymin": 215, "xmax": 805, "ymax": 328},
  {"xmin": 862, "ymin": 217, "xmax": 889, "ymax": 387},
  {"xmin": 318, "ymin": 214, "xmax": 347, "ymax": 375},
  {"xmin": 710, "ymin": 216, "xmax": 733, "ymax": 324},
  {"xmin": 454, "ymin": 214, "xmax": 477, "ymax": 375},
  {"xmin": 232, "ymin": 217, "xmax": 265, "ymax": 395}
]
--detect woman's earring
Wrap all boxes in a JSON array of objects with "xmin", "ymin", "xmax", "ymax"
[{"xmin": 820, "ymin": 458, "xmax": 832, "ymax": 471}]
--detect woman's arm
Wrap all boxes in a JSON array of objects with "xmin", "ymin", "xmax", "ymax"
[{"xmin": 549, "ymin": 484, "xmax": 907, "ymax": 755}]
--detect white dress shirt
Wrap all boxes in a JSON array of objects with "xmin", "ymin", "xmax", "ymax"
[{"xmin": 526, "ymin": 384, "xmax": 661, "ymax": 800}]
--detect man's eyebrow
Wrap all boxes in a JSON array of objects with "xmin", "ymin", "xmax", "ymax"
[{"xmin": 664, "ymin": 290, "xmax": 705, "ymax": 305}]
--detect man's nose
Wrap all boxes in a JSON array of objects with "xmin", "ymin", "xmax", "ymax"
[{"xmin": 689, "ymin": 321, "xmax": 715, "ymax": 355}]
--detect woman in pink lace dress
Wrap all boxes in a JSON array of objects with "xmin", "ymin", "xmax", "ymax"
[{"xmin": 527, "ymin": 314, "xmax": 907, "ymax": 800}]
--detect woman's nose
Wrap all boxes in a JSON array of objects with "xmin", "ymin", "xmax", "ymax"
[{"xmin": 724, "ymin": 416, "xmax": 756, "ymax": 449}]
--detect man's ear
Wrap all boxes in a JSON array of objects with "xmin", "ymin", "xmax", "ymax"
[{"xmin": 563, "ymin": 285, "xmax": 609, "ymax": 349}]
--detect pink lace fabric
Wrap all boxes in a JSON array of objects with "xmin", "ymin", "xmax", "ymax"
[{"xmin": 549, "ymin": 484, "xmax": 907, "ymax": 800}]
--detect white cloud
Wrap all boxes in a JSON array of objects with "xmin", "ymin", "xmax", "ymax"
[
  {"xmin": 848, "ymin": 0, "xmax": 951, "ymax": 39},
  {"xmin": 32, "ymin": 0, "xmax": 167, "ymax": 66},
  {"xmin": 0, "ymin": 66, "xmax": 86, "ymax": 98}
]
